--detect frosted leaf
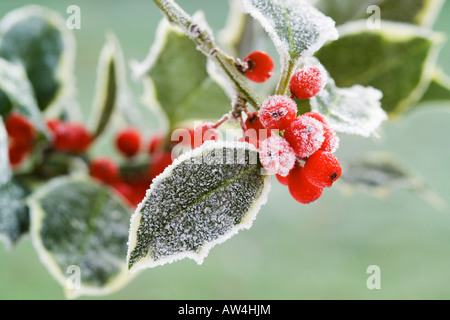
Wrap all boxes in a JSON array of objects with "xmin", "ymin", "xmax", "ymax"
[
  {"xmin": 127, "ymin": 141, "xmax": 271, "ymax": 272},
  {"xmin": 28, "ymin": 177, "xmax": 132, "ymax": 299},
  {"xmin": 0, "ymin": 180, "xmax": 29, "ymax": 250},
  {"xmin": 241, "ymin": 0, "xmax": 338, "ymax": 68},
  {"xmin": 131, "ymin": 16, "xmax": 231, "ymax": 129},
  {"xmin": 259, "ymin": 136, "xmax": 296, "ymax": 177},
  {"xmin": 0, "ymin": 58, "xmax": 49, "ymax": 138},
  {"xmin": 310, "ymin": 77, "xmax": 387, "ymax": 137},
  {"xmin": 340, "ymin": 152, "xmax": 445, "ymax": 210},
  {"xmin": 0, "ymin": 5, "xmax": 76, "ymax": 112}
]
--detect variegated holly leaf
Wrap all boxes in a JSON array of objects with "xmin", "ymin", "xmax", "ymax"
[
  {"xmin": 310, "ymin": 74, "xmax": 387, "ymax": 137},
  {"xmin": 0, "ymin": 117, "xmax": 11, "ymax": 185},
  {"xmin": 339, "ymin": 152, "xmax": 445, "ymax": 210},
  {"xmin": 127, "ymin": 141, "xmax": 271, "ymax": 273},
  {"xmin": 0, "ymin": 58, "xmax": 49, "ymax": 138},
  {"xmin": 419, "ymin": 69, "xmax": 450, "ymax": 103},
  {"xmin": 0, "ymin": 5, "xmax": 76, "ymax": 112},
  {"xmin": 241, "ymin": 0, "xmax": 338, "ymax": 69},
  {"xmin": 314, "ymin": 0, "xmax": 445, "ymax": 27},
  {"xmin": 131, "ymin": 18, "xmax": 231, "ymax": 130},
  {"xmin": 28, "ymin": 177, "xmax": 133, "ymax": 299},
  {"xmin": 315, "ymin": 21, "xmax": 445, "ymax": 116},
  {"xmin": 0, "ymin": 179, "xmax": 29, "ymax": 250}
]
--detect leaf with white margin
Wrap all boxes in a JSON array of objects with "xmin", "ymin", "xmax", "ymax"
[
  {"xmin": 127, "ymin": 141, "xmax": 271, "ymax": 273},
  {"xmin": 88, "ymin": 34, "xmax": 123, "ymax": 140},
  {"xmin": 131, "ymin": 16, "xmax": 231, "ymax": 130},
  {"xmin": 310, "ymin": 76, "xmax": 387, "ymax": 137},
  {"xmin": 0, "ymin": 5, "xmax": 76, "ymax": 113},
  {"xmin": 28, "ymin": 177, "xmax": 133, "ymax": 299},
  {"xmin": 0, "ymin": 58, "xmax": 49, "ymax": 138},
  {"xmin": 339, "ymin": 152, "xmax": 445, "ymax": 211},
  {"xmin": 240, "ymin": 0, "xmax": 338, "ymax": 67},
  {"xmin": 0, "ymin": 179, "xmax": 29, "ymax": 250},
  {"xmin": 315, "ymin": 20, "xmax": 445, "ymax": 116}
]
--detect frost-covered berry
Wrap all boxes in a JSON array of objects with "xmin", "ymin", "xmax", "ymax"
[
  {"xmin": 288, "ymin": 166, "xmax": 323, "ymax": 204},
  {"xmin": 276, "ymin": 173, "xmax": 290, "ymax": 186},
  {"xmin": 303, "ymin": 112, "xmax": 339, "ymax": 153},
  {"xmin": 303, "ymin": 151, "xmax": 342, "ymax": 188},
  {"xmin": 90, "ymin": 157, "xmax": 119, "ymax": 184},
  {"xmin": 284, "ymin": 115, "xmax": 325, "ymax": 158},
  {"xmin": 259, "ymin": 95, "xmax": 297, "ymax": 131},
  {"xmin": 116, "ymin": 128, "xmax": 141, "ymax": 158},
  {"xmin": 289, "ymin": 66, "xmax": 326, "ymax": 100},
  {"xmin": 244, "ymin": 51, "xmax": 274, "ymax": 83},
  {"xmin": 259, "ymin": 136, "xmax": 296, "ymax": 177},
  {"xmin": 192, "ymin": 122, "xmax": 220, "ymax": 149},
  {"xmin": 5, "ymin": 113, "xmax": 35, "ymax": 146}
]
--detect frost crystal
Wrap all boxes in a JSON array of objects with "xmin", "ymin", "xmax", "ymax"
[
  {"xmin": 241, "ymin": 0, "xmax": 338, "ymax": 66},
  {"xmin": 259, "ymin": 136, "xmax": 296, "ymax": 177},
  {"xmin": 310, "ymin": 77, "xmax": 387, "ymax": 137},
  {"xmin": 127, "ymin": 141, "xmax": 271, "ymax": 272}
]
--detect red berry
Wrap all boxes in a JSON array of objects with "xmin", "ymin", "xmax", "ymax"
[
  {"xmin": 244, "ymin": 51, "xmax": 274, "ymax": 83},
  {"xmin": 284, "ymin": 115, "xmax": 325, "ymax": 158},
  {"xmin": 52, "ymin": 122, "xmax": 91, "ymax": 154},
  {"xmin": 148, "ymin": 134, "xmax": 165, "ymax": 154},
  {"xmin": 303, "ymin": 151, "xmax": 341, "ymax": 188},
  {"xmin": 276, "ymin": 173, "xmax": 290, "ymax": 186},
  {"xmin": 150, "ymin": 151, "xmax": 174, "ymax": 179},
  {"xmin": 191, "ymin": 122, "xmax": 220, "ymax": 149},
  {"xmin": 259, "ymin": 136, "xmax": 296, "ymax": 177},
  {"xmin": 71, "ymin": 124, "xmax": 92, "ymax": 154},
  {"xmin": 259, "ymin": 95, "xmax": 297, "ymax": 131},
  {"xmin": 116, "ymin": 128, "xmax": 141, "ymax": 158},
  {"xmin": 112, "ymin": 181, "xmax": 140, "ymax": 207},
  {"xmin": 289, "ymin": 66, "xmax": 326, "ymax": 100},
  {"xmin": 243, "ymin": 112, "xmax": 271, "ymax": 148},
  {"xmin": 8, "ymin": 141, "xmax": 29, "ymax": 167},
  {"xmin": 303, "ymin": 112, "xmax": 339, "ymax": 153},
  {"xmin": 90, "ymin": 158, "xmax": 119, "ymax": 184},
  {"xmin": 288, "ymin": 166, "xmax": 323, "ymax": 204},
  {"xmin": 5, "ymin": 113, "xmax": 35, "ymax": 146}
]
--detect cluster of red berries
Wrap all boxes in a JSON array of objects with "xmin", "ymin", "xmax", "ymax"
[
  {"xmin": 89, "ymin": 127, "xmax": 176, "ymax": 207},
  {"xmin": 5, "ymin": 113, "xmax": 36, "ymax": 167},
  {"xmin": 46, "ymin": 119, "xmax": 92, "ymax": 154},
  {"xmin": 248, "ymin": 65, "xmax": 341, "ymax": 204}
]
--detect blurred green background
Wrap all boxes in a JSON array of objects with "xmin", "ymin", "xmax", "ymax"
[{"xmin": 1, "ymin": 0, "xmax": 449, "ymax": 300}]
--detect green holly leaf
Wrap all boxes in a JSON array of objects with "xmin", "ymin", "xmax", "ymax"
[
  {"xmin": 310, "ymin": 74, "xmax": 387, "ymax": 137},
  {"xmin": 0, "ymin": 5, "xmax": 76, "ymax": 112},
  {"xmin": 339, "ymin": 152, "xmax": 445, "ymax": 210},
  {"xmin": 28, "ymin": 177, "xmax": 132, "ymax": 299},
  {"xmin": 419, "ymin": 69, "xmax": 450, "ymax": 102},
  {"xmin": 240, "ymin": 0, "xmax": 338, "ymax": 68},
  {"xmin": 0, "ymin": 58, "xmax": 49, "ymax": 138},
  {"xmin": 127, "ymin": 141, "xmax": 271, "ymax": 273},
  {"xmin": 88, "ymin": 34, "xmax": 125, "ymax": 140},
  {"xmin": 132, "ymin": 18, "xmax": 231, "ymax": 130},
  {"xmin": 314, "ymin": 0, "xmax": 445, "ymax": 27},
  {"xmin": 0, "ymin": 179, "xmax": 29, "ymax": 250},
  {"xmin": 315, "ymin": 21, "xmax": 445, "ymax": 116}
]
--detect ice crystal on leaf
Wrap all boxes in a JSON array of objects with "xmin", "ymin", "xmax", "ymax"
[
  {"xmin": 241, "ymin": 0, "xmax": 338, "ymax": 67},
  {"xmin": 127, "ymin": 141, "xmax": 271, "ymax": 273}
]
